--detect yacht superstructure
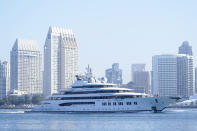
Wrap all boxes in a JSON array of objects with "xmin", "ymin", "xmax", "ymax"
[{"xmin": 31, "ymin": 67, "xmax": 179, "ymax": 113}]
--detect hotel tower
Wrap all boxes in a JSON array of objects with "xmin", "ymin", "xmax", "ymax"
[
  {"xmin": 0, "ymin": 61, "xmax": 10, "ymax": 98},
  {"xmin": 43, "ymin": 26, "xmax": 78, "ymax": 97},
  {"xmin": 10, "ymin": 38, "xmax": 42, "ymax": 94}
]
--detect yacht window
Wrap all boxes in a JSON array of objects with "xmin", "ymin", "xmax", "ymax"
[
  {"xmin": 55, "ymin": 95, "xmax": 136, "ymax": 100},
  {"xmin": 118, "ymin": 90, "xmax": 127, "ymax": 93},
  {"xmin": 59, "ymin": 103, "xmax": 72, "ymax": 106},
  {"xmin": 113, "ymin": 102, "xmax": 116, "ymax": 105},
  {"xmin": 102, "ymin": 102, "xmax": 107, "ymax": 106},
  {"xmin": 126, "ymin": 102, "xmax": 132, "ymax": 105},
  {"xmin": 59, "ymin": 102, "xmax": 95, "ymax": 106},
  {"xmin": 43, "ymin": 103, "xmax": 50, "ymax": 104},
  {"xmin": 73, "ymin": 85, "xmax": 115, "ymax": 88},
  {"xmin": 118, "ymin": 102, "xmax": 123, "ymax": 105},
  {"xmin": 48, "ymin": 34, "xmax": 51, "ymax": 39},
  {"xmin": 63, "ymin": 90, "xmax": 120, "ymax": 95},
  {"xmin": 134, "ymin": 102, "xmax": 138, "ymax": 105},
  {"xmin": 55, "ymin": 97, "xmax": 61, "ymax": 100},
  {"xmin": 108, "ymin": 102, "xmax": 111, "ymax": 106}
]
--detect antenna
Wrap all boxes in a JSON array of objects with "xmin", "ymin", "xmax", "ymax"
[{"xmin": 86, "ymin": 65, "xmax": 93, "ymax": 78}]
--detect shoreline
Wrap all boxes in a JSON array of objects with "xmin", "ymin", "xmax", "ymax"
[
  {"xmin": 0, "ymin": 106, "xmax": 197, "ymax": 110},
  {"xmin": 0, "ymin": 105, "xmax": 37, "ymax": 109}
]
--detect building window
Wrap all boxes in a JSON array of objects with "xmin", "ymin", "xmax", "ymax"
[
  {"xmin": 48, "ymin": 34, "xmax": 51, "ymax": 39},
  {"xmin": 108, "ymin": 102, "xmax": 111, "ymax": 106},
  {"xmin": 102, "ymin": 102, "xmax": 107, "ymax": 106},
  {"xmin": 113, "ymin": 102, "xmax": 116, "ymax": 105},
  {"xmin": 134, "ymin": 102, "xmax": 137, "ymax": 105}
]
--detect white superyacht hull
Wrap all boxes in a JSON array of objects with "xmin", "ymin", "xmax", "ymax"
[{"xmin": 30, "ymin": 97, "xmax": 179, "ymax": 113}]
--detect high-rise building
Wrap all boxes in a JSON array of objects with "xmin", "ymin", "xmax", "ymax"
[
  {"xmin": 105, "ymin": 63, "xmax": 122, "ymax": 86},
  {"xmin": 133, "ymin": 71, "xmax": 150, "ymax": 94},
  {"xmin": 131, "ymin": 64, "xmax": 150, "ymax": 94},
  {"xmin": 178, "ymin": 41, "xmax": 194, "ymax": 96},
  {"xmin": 121, "ymin": 81, "xmax": 145, "ymax": 94},
  {"xmin": 10, "ymin": 38, "xmax": 42, "ymax": 95},
  {"xmin": 131, "ymin": 64, "xmax": 145, "ymax": 81},
  {"xmin": 195, "ymin": 67, "xmax": 197, "ymax": 94},
  {"xmin": 0, "ymin": 61, "xmax": 10, "ymax": 99},
  {"xmin": 152, "ymin": 54, "xmax": 194, "ymax": 97},
  {"xmin": 151, "ymin": 71, "xmax": 154, "ymax": 95},
  {"xmin": 178, "ymin": 41, "xmax": 193, "ymax": 56},
  {"xmin": 43, "ymin": 26, "xmax": 78, "ymax": 97}
]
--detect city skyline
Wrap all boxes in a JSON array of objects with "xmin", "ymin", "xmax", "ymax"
[
  {"xmin": 1, "ymin": 30, "xmax": 194, "ymax": 97},
  {"xmin": 0, "ymin": 1, "xmax": 197, "ymax": 131},
  {"xmin": 1, "ymin": 0, "xmax": 197, "ymax": 83}
]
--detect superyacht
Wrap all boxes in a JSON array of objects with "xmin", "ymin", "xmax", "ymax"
[{"xmin": 30, "ymin": 67, "xmax": 179, "ymax": 113}]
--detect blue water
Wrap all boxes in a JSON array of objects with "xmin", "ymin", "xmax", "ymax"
[{"xmin": 0, "ymin": 108, "xmax": 196, "ymax": 131}]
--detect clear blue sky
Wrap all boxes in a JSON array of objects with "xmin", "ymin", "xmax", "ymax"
[{"xmin": 0, "ymin": 0, "xmax": 197, "ymax": 83}]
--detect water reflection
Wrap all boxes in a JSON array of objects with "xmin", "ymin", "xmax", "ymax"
[{"xmin": 0, "ymin": 108, "xmax": 196, "ymax": 131}]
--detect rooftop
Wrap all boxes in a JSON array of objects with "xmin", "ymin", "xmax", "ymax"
[
  {"xmin": 12, "ymin": 38, "xmax": 40, "ymax": 51},
  {"xmin": 48, "ymin": 26, "xmax": 74, "ymax": 35}
]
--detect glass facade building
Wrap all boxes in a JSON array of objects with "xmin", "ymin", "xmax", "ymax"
[
  {"xmin": 133, "ymin": 71, "xmax": 150, "ymax": 95},
  {"xmin": 131, "ymin": 64, "xmax": 150, "ymax": 94},
  {"xmin": 152, "ymin": 54, "xmax": 194, "ymax": 97},
  {"xmin": 178, "ymin": 41, "xmax": 193, "ymax": 56},
  {"xmin": 105, "ymin": 63, "xmax": 122, "ymax": 86},
  {"xmin": 131, "ymin": 64, "xmax": 145, "ymax": 81}
]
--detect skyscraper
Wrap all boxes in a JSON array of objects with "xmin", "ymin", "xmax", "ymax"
[
  {"xmin": 0, "ymin": 61, "xmax": 10, "ymax": 99},
  {"xmin": 10, "ymin": 38, "xmax": 42, "ymax": 95},
  {"xmin": 43, "ymin": 26, "xmax": 78, "ymax": 97},
  {"xmin": 131, "ymin": 64, "xmax": 145, "ymax": 81},
  {"xmin": 133, "ymin": 71, "xmax": 150, "ymax": 94},
  {"xmin": 195, "ymin": 67, "xmax": 197, "ymax": 94},
  {"xmin": 178, "ymin": 41, "xmax": 193, "ymax": 56},
  {"xmin": 152, "ymin": 54, "xmax": 194, "ymax": 97},
  {"xmin": 131, "ymin": 64, "xmax": 150, "ymax": 94},
  {"xmin": 178, "ymin": 41, "xmax": 194, "ymax": 96},
  {"xmin": 105, "ymin": 63, "xmax": 122, "ymax": 86}
]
